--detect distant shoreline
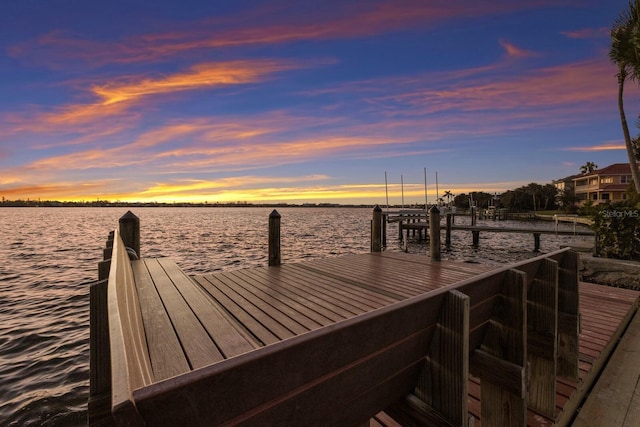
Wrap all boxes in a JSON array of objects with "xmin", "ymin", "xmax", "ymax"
[{"xmin": 0, "ymin": 201, "xmax": 377, "ymax": 208}]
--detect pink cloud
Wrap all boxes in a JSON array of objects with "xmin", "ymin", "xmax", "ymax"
[
  {"xmin": 499, "ymin": 39, "xmax": 539, "ymax": 58},
  {"xmin": 561, "ymin": 27, "xmax": 609, "ymax": 39}
]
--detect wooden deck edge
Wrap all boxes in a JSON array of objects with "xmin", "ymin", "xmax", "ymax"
[{"xmin": 553, "ymin": 288, "xmax": 640, "ymax": 427}]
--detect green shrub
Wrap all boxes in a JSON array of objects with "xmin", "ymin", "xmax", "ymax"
[{"xmin": 592, "ymin": 201, "xmax": 640, "ymax": 260}]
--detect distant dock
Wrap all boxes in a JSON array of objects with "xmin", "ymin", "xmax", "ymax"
[
  {"xmin": 89, "ymin": 210, "xmax": 637, "ymax": 426},
  {"xmin": 385, "ymin": 208, "xmax": 595, "ymax": 251}
]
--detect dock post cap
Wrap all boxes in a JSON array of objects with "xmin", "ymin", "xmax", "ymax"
[
  {"xmin": 269, "ymin": 209, "xmax": 281, "ymax": 218},
  {"xmin": 373, "ymin": 204, "xmax": 382, "ymax": 212},
  {"xmin": 429, "ymin": 205, "xmax": 440, "ymax": 213},
  {"xmin": 120, "ymin": 210, "xmax": 139, "ymax": 221}
]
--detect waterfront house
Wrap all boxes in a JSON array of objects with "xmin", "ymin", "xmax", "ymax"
[
  {"xmin": 552, "ymin": 173, "xmax": 581, "ymax": 205},
  {"xmin": 572, "ymin": 163, "xmax": 635, "ymax": 205}
]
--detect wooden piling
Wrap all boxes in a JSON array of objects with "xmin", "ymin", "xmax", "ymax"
[
  {"xmin": 371, "ymin": 205, "xmax": 383, "ymax": 252},
  {"xmin": 472, "ymin": 230, "xmax": 480, "ymax": 247},
  {"xmin": 119, "ymin": 211, "xmax": 140, "ymax": 258},
  {"xmin": 382, "ymin": 213, "xmax": 387, "ymax": 248},
  {"xmin": 445, "ymin": 213, "xmax": 452, "ymax": 248},
  {"xmin": 533, "ymin": 233, "xmax": 541, "ymax": 252},
  {"xmin": 269, "ymin": 210, "xmax": 281, "ymax": 266},
  {"xmin": 471, "ymin": 206, "xmax": 477, "ymax": 226},
  {"xmin": 429, "ymin": 205, "xmax": 441, "ymax": 261}
]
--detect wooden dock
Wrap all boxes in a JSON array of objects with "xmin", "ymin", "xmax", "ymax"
[
  {"xmin": 399, "ymin": 222, "xmax": 594, "ymax": 251},
  {"xmin": 571, "ymin": 289, "xmax": 640, "ymax": 426},
  {"xmin": 89, "ymin": 212, "xmax": 639, "ymax": 426}
]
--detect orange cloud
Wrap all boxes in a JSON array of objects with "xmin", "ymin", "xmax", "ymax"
[
  {"xmin": 92, "ymin": 60, "xmax": 296, "ymax": 105},
  {"xmin": 1, "ymin": 59, "xmax": 295, "ymax": 135},
  {"xmin": 562, "ymin": 142, "xmax": 626, "ymax": 152}
]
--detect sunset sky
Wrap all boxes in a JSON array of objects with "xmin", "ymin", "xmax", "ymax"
[{"xmin": 2, "ymin": 0, "xmax": 639, "ymax": 204}]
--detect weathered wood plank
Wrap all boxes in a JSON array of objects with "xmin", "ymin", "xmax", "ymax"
[
  {"xmin": 249, "ymin": 267, "xmax": 357, "ymax": 319},
  {"xmin": 573, "ymin": 312, "xmax": 640, "ymax": 426},
  {"xmin": 274, "ymin": 265, "xmax": 378, "ymax": 313},
  {"xmin": 526, "ymin": 258, "xmax": 558, "ymax": 417},
  {"xmin": 285, "ymin": 264, "xmax": 397, "ymax": 308},
  {"xmin": 144, "ymin": 258, "xmax": 224, "ymax": 368},
  {"xmin": 225, "ymin": 268, "xmax": 337, "ymax": 326},
  {"xmin": 197, "ymin": 273, "xmax": 298, "ymax": 340},
  {"xmin": 192, "ymin": 275, "xmax": 281, "ymax": 346},
  {"xmin": 474, "ymin": 269, "xmax": 527, "ymax": 427},
  {"xmin": 415, "ymin": 290, "xmax": 469, "ymax": 425},
  {"xmin": 131, "ymin": 260, "xmax": 189, "ymax": 381},
  {"xmin": 107, "ymin": 231, "xmax": 151, "ymax": 425},
  {"xmin": 556, "ymin": 250, "xmax": 579, "ymax": 380},
  {"xmin": 219, "ymin": 269, "xmax": 322, "ymax": 333},
  {"xmin": 156, "ymin": 258, "xmax": 258, "ymax": 358}
]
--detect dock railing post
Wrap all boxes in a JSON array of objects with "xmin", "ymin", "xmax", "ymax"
[
  {"xmin": 119, "ymin": 211, "xmax": 140, "ymax": 258},
  {"xmin": 471, "ymin": 206, "xmax": 477, "ymax": 226},
  {"xmin": 269, "ymin": 209, "xmax": 281, "ymax": 266},
  {"xmin": 429, "ymin": 205, "xmax": 441, "ymax": 261},
  {"xmin": 371, "ymin": 205, "xmax": 383, "ymax": 252}
]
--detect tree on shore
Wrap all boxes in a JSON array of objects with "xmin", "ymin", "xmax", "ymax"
[
  {"xmin": 580, "ymin": 162, "xmax": 598, "ymax": 174},
  {"xmin": 443, "ymin": 190, "xmax": 454, "ymax": 206},
  {"xmin": 610, "ymin": 0, "xmax": 640, "ymax": 193}
]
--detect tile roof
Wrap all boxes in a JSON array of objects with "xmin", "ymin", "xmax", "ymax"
[{"xmin": 573, "ymin": 163, "xmax": 636, "ymax": 179}]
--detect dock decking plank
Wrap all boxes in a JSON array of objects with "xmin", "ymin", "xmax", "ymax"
[
  {"xmin": 222, "ymin": 269, "xmax": 325, "ymax": 332},
  {"xmin": 284, "ymin": 264, "xmax": 399, "ymax": 308},
  {"xmin": 192, "ymin": 275, "xmax": 281, "ymax": 346},
  {"xmin": 155, "ymin": 258, "xmax": 257, "ymax": 359},
  {"xmin": 280, "ymin": 264, "xmax": 396, "ymax": 314},
  {"xmin": 195, "ymin": 273, "xmax": 298, "ymax": 341},
  {"xmin": 572, "ymin": 309, "xmax": 640, "ymax": 426},
  {"xmin": 245, "ymin": 267, "xmax": 357, "ymax": 320},
  {"xmin": 131, "ymin": 260, "xmax": 189, "ymax": 381},
  {"xmin": 226, "ymin": 268, "xmax": 339, "ymax": 325},
  {"xmin": 143, "ymin": 258, "xmax": 224, "ymax": 368}
]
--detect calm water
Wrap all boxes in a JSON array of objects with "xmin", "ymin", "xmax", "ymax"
[{"xmin": 0, "ymin": 207, "xmax": 593, "ymax": 425}]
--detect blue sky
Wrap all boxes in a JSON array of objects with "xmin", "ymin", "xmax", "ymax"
[{"xmin": 1, "ymin": 0, "xmax": 638, "ymax": 204}]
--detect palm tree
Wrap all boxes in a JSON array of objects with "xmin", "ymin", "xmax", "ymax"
[
  {"xmin": 610, "ymin": 0, "xmax": 640, "ymax": 193},
  {"xmin": 443, "ymin": 190, "xmax": 453, "ymax": 206},
  {"xmin": 580, "ymin": 162, "xmax": 598, "ymax": 174}
]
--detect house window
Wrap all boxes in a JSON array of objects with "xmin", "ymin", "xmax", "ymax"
[
  {"xmin": 575, "ymin": 179, "xmax": 587, "ymax": 187},
  {"xmin": 589, "ymin": 178, "xmax": 598, "ymax": 185},
  {"xmin": 592, "ymin": 193, "xmax": 598, "ymax": 200},
  {"xmin": 600, "ymin": 177, "xmax": 613, "ymax": 184},
  {"xmin": 621, "ymin": 175, "xmax": 632, "ymax": 184},
  {"xmin": 601, "ymin": 193, "xmax": 610, "ymax": 200}
]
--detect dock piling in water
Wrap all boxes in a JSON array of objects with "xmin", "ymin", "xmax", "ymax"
[
  {"xmin": 429, "ymin": 205, "xmax": 441, "ymax": 261},
  {"xmin": 371, "ymin": 205, "xmax": 383, "ymax": 252},
  {"xmin": 446, "ymin": 213, "xmax": 452, "ymax": 249},
  {"xmin": 269, "ymin": 209, "xmax": 281, "ymax": 266},
  {"xmin": 119, "ymin": 211, "xmax": 140, "ymax": 258}
]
